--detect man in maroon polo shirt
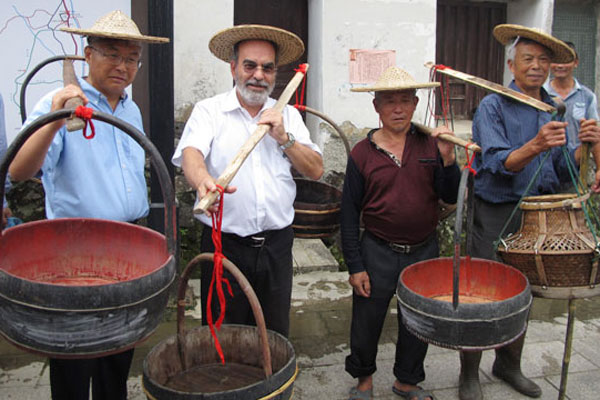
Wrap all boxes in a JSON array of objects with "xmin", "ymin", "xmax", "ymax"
[{"xmin": 342, "ymin": 66, "xmax": 460, "ymax": 400}]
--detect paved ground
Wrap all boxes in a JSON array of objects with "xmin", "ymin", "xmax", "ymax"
[{"xmin": 1, "ymin": 239, "xmax": 600, "ymax": 399}]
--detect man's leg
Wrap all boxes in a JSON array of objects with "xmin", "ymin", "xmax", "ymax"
[
  {"xmin": 91, "ymin": 348, "xmax": 135, "ymax": 400},
  {"xmin": 49, "ymin": 358, "xmax": 93, "ymax": 400},
  {"xmin": 459, "ymin": 351, "xmax": 483, "ymax": 400},
  {"xmin": 493, "ymin": 334, "xmax": 541, "ymax": 398}
]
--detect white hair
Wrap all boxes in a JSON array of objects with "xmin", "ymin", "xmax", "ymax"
[{"xmin": 506, "ymin": 36, "xmax": 520, "ymax": 62}]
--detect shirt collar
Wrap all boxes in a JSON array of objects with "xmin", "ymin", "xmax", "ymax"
[
  {"xmin": 78, "ymin": 77, "xmax": 129, "ymax": 107},
  {"xmin": 223, "ymin": 87, "xmax": 275, "ymax": 116},
  {"xmin": 509, "ymin": 80, "xmax": 555, "ymax": 106}
]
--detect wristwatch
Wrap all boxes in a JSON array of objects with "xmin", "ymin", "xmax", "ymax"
[{"xmin": 279, "ymin": 132, "xmax": 296, "ymax": 151}]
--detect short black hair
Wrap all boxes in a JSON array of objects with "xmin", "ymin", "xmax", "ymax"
[{"xmin": 563, "ymin": 41, "xmax": 578, "ymax": 60}]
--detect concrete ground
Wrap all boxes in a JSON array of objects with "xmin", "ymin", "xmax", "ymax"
[{"xmin": 1, "ymin": 238, "xmax": 600, "ymax": 399}]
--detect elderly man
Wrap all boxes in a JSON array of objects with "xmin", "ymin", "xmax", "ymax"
[
  {"xmin": 9, "ymin": 10, "xmax": 168, "ymax": 400},
  {"xmin": 172, "ymin": 25, "xmax": 323, "ymax": 338},
  {"xmin": 460, "ymin": 24, "xmax": 600, "ymax": 400},
  {"xmin": 343, "ymin": 66, "xmax": 460, "ymax": 400}
]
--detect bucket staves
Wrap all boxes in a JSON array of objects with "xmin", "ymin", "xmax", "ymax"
[{"xmin": 143, "ymin": 253, "xmax": 298, "ymax": 399}]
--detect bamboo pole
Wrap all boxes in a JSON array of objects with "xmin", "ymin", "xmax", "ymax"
[
  {"xmin": 425, "ymin": 62, "xmax": 556, "ymax": 113},
  {"xmin": 413, "ymin": 122, "xmax": 481, "ymax": 153},
  {"xmin": 194, "ymin": 64, "xmax": 310, "ymax": 214},
  {"xmin": 62, "ymin": 59, "xmax": 86, "ymax": 132}
]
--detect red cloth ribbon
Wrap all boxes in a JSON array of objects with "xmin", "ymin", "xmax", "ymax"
[
  {"xmin": 206, "ymin": 184, "xmax": 233, "ymax": 364},
  {"xmin": 74, "ymin": 106, "xmax": 96, "ymax": 139},
  {"xmin": 463, "ymin": 142, "xmax": 478, "ymax": 176},
  {"xmin": 294, "ymin": 63, "xmax": 308, "ymax": 110}
]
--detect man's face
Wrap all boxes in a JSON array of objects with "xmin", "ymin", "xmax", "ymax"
[
  {"xmin": 550, "ymin": 58, "xmax": 578, "ymax": 80},
  {"xmin": 231, "ymin": 40, "xmax": 277, "ymax": 107},
  {"xmin": 508, "ymin": 41, "xmax": 551, "ymax": 93},
  {"xmin": 85, "ymin": 39, "xmax": 141, "ymax": 100},
  {"xmin": 373, "ymin": 90, "xmax": 418, "ymax": 134}
]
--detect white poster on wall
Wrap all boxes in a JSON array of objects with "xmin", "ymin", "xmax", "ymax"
[{"xmin": 0, "ymin": 0, "xmax": 130, "ymax": 142}]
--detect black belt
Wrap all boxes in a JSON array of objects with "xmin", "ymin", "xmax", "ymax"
[
  {"xmin": 220, "ymin": 229, "xmax": 278, "ymax": 248},
  {"xmin": 367, "ymin": 230, "xmax": 435, "ymax": 254}
]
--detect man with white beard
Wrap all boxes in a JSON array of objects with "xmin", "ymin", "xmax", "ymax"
[{"xmin": 172, "ymin": 25, "xmax": 323, "ymax": 337}]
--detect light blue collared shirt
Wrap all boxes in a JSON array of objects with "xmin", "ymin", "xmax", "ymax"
[
  {"xmin": 473, "ymin": 81, "xmax": 575, "ymax": 203},
  {"xmin": 544, "ymin": 78, "xmax": 599, "ymax": 150},
  {"xmin": 24, "ymin": 78, "xmax": 149, "ymax": 221}
]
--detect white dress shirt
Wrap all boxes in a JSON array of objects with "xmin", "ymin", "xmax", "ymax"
[{"xmin": 172, "ymin": 88, "xmax": 321, "ymax": 236}]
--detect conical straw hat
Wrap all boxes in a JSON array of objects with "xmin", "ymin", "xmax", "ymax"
[
  {"xmin": 209, "ymin": 24, "xmax": 304, "ymax": 66},
  {"xmin": 60, "ymin": 10, "xmax": 169, "ymax": 44},
  {"xmin": 493, "ymin": 24, "xmax": 574, "ymax": 63},
  {"xmin": 351, "ymin": 66, "xmax": 439, "ymax": 92}
]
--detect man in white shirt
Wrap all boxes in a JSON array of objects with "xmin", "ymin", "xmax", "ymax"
[{"xmin": 172, "ymin": 24, "xmax": 323, "ymax": 337}]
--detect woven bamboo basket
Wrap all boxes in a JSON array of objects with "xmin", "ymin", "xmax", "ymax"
[{"xmin": 497, "ymin": 193, "xmax": 600, "ymax": 299}]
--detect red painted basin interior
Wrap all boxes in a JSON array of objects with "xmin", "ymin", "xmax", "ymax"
[
  {"xmin": 0, "ymin": 219, "xmax": 170, "ymax": 286},
  {"xmin": 401, "ymin": 257, "xmax": 527, "ymax": 301}
]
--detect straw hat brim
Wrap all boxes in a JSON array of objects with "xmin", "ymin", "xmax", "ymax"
[
  {"xmin": 60, "ymin": 27, "xmax": 169, "ymax": 43},
  {"xmin": 209, "ymin": 24, "xmax": 304, "ymax": 66},
  {"xmin": 351, "ymin": 82, "xmax": 440, "ymax": 92},
  {"xmin": 493, "ymin": 24, "xmax": 574, "ymax": 63}
]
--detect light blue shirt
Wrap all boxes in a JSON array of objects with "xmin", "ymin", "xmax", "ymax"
[
  {"xmin": 544, "ymin": 78, "xmax": 599, "ymax": 150},
  {"xmin": 24, "ymin": 78, "xmax": 149, "ymax": 221},
  {"xmin": 0, "ymin": 94, "xmax": 10, "ymax": 207},
  {"xmin": 473, "ymin": 81, "xmax": 574, "ymax": 203}
]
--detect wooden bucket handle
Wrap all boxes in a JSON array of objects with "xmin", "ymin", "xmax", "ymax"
[{"xmin": 176, "ymin": 252, "xmax": 273, "ymax": 378}]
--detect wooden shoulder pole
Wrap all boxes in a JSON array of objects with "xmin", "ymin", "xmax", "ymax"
[
  {"xmin": 194, "ymin": 64, "xmax": 309, "ymax": 214},
  {"xmin": 62, "ymin": 59, "xmax": 86, "ymax": 131},
  {"xmin": 425, "ymin": 62, "xmax": 555, "ymax": 113},
  {"xmin": 413, "ymin": 122, "xmax": 481, "ymax": 153}
]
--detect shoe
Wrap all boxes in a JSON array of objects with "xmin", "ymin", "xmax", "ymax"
[
  {"xmin": 348, "ymin": 386, "xmax": 373, "ymax": 400},
  {"xmin": 392, "ymin": 385, "xmax": 436, "ymax": 400}
]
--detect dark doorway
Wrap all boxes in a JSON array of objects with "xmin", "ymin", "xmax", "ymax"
[
  {"xmin": 436, "ymin": 1, "xmax": 506, "ymax": 119},
  {"xmin": 234, "ymin": 0, "xmax": 309, "ymax": 102}
]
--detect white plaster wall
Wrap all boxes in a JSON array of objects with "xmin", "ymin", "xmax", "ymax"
[
  {"xmin": 174, "ymin": 0, "xmax": 234, "ymax": 121},
  {"xmin": 503, "ymin": 0, "xmax": 555, "ymax": 85},
  {"xmin": 307, "ymin": 0, "xmax": 437, "ymax": 132}
]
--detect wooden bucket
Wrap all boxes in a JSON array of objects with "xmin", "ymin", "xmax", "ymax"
[
  {"xmin": 496, "ymin": 193, "xmax": 600, "ymax": 299},
  {"xmin": 0, "ymin": 109, "xmax": 177, "ymax": 358},
  {"xmin": 292, "ymin": 178, "xmax": 341, "ymax": 239},
  {"xmin": 397, "ymin": 169, "xmax": 531, "ymax": 350},
  {"xmin": 142, "ymin": 253, "xmax": 297, "ymax": 399}
]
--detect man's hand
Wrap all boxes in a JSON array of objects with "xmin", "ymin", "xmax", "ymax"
[
  {"xmin": 591, "ymin": 169, "xmax": 600, "ymax": 193},
  {"xmin": 349, "ymin": 271, "xmax": 371, "ymax": 298},
  {"xmin": 578, "ymin": 119, "xmax": 600, "ymax": 145},
  {"xmin": 196, "ymin": 176, "xmax": 236, "ymax": 217},
  {"xmin": 259, "ymin": 108, "xmax": 288, "ymax": 145},
  {"xmin": 430, "ymin": 125, "xmax": 456, "ymax": 166},
  {"xmin": 532, "ymin": 121, "xmax": 568, "ymax": 152}
]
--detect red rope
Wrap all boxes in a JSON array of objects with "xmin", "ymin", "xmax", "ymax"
[
  {"xmin": 206, "ymin": 184, "xmax": 233, "ymax": 364},
  {"xmin": 74, "ymin": 106, "xmax": 96, "ymax": 139},
  {"xmin": 294, "ymin": 63, "xmax": 308, "ymax": 109},
  {"xmin": 463, "ymin": 142, "xmax": 478, "ymax": 176}
]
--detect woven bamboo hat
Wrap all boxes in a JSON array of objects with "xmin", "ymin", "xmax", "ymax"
[
  {"xmin": 209, "ymin": 24, "xmax": 304, "ymax": 66},
  {"xmin": 351, "ymin": 66, "xmax": 440, "ymax": 92},
  {"xmin": 493, "ymin": 24, "xmax": 574, "ymax": 63},
  {"xmin": 60, "ymin": 10, "xmax": 169, "ymax": 44}
]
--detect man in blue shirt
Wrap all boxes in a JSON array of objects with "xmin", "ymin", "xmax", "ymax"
[
  {"xmin": 459, "ymin": 25, "xmax": 600, "ymax": 400},
  {"xmin": 544, "ymin": 41, "xmax": 600, "ymax": 189},
  {"xmin": 9, "ymin": 10, "xmax": 168, "ymax": 400}
]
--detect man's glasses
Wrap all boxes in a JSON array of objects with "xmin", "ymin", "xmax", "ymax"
[
  {"xmin": 89, "ymin": 46, "xmax": 142, "ymax": 69},
  {"xmin": 242, "ymin": 60, "xmax": 277, "ymax": 75}
]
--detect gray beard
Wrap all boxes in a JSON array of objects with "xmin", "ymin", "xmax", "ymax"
[{"xmin": 235, "ymin": 78, "xmax": 274, "ymax": 107}]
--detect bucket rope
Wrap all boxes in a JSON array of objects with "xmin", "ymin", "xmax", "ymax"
[
  {"xmin": 206, "ymin": 184, "xmax": 233, "ymax": 364},
  {"xmin": 293, "ymin": 63, "xmax": 308, "ymax": 113},
  {"xmin": 74, "ymin": 106, "xmax": 96, "ymax": 139},
  {"xmin": 426, "ymin": 64, "xmax": 453, "ymax": 130},
  {"xmin": 494, "ymin": 111, "xmax": 600, "ymax": 255}
]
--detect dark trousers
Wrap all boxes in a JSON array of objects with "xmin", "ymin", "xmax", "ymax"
[
  {"xmin": 345, "ymin": 231, "xmax": 438, "ymax": 385},
  {"xmin": 200, "ymin": 225, "xmax": 294, "ymax": 337},
  {"xmin": 471, "ymin": 196, "xmax": 521, "ymax": 260},
  {"xmin": 49, "ymin": 348, "xmax": 134, "ymax": 400}
]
